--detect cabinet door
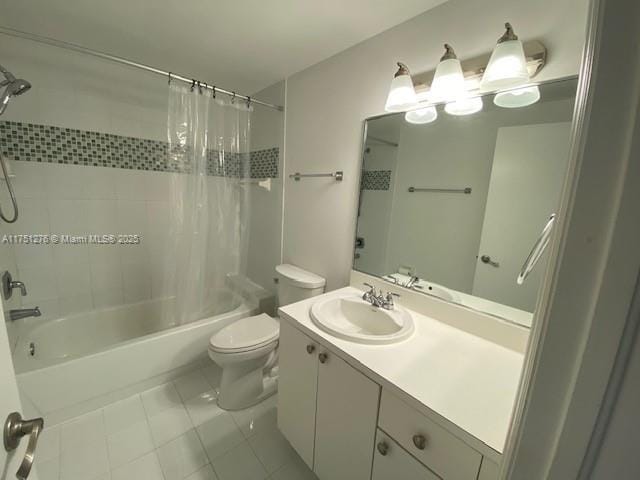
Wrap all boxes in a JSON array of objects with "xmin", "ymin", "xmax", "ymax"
[
  {"xmin": 277, "ymin": 321, "xmax": 319, "ymax": 468},
  {"xmin": 372, "ymin": 430, "xmax": 440, "ymax": 480},
  {"xmin": 478, "ymin": 457, "xmax": 500, "ymax": 480},
  {"xmin": 313, "ymin": 349, "xmax": 380, "ymax": 480}
]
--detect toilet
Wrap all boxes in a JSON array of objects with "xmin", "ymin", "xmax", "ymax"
[{"xmin": 208, "ymin": 263, "xmax": 326, "ymax": 410}]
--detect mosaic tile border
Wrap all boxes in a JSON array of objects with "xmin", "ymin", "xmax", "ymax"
[
  {"xmin": 361, "ymin": 170, "xmax": 392, "ymax": 190},
  {"xmin": 0, "ymin": 121, "xmax": 278, "ymax": 178}
]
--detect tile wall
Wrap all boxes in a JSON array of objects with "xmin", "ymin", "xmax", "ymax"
[
  {"xmin": 0, "ymin": 121, "xmax": 279, "ymax": 178},
  {"xmin": 0, "ymin": 120, "xmax": 281, "ymax": 323},
  {"xmin": 0, "ymin": 38, "xmax": 285, "ymax": 327},
  {"xmin": 360, "ymin": 170, "xmax": 391, "ymax": 191},
  {"xmin": 0, "ymin": 161, "xmax": 174, "ymax": 319}
]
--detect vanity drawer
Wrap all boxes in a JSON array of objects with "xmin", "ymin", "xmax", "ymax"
[
  {"xmin": 378, "ymin": 390, "xmax": 482, "ymax": 480},
  {"xmin": 373, "ymin": 429, "xmax": 440, "ymax": 480}
]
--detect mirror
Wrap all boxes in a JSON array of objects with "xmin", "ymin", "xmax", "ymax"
[{"xmin": 355, "ymin": 77, "xmax": 578, "ymax": 327}]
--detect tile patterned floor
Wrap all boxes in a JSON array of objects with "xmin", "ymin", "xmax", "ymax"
[{"xmin": 34, "ymin": 366, "xmax": 318, "ymax": 480}]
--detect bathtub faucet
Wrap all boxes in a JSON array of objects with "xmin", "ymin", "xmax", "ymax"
[{"xmin": 9, "ymin": 306, "xmax": 41, "ymax": 321}]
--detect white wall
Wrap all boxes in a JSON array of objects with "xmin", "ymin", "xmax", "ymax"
[
  {"xmin": 248, "ymin": 81, "xmax": 286, "ymax": 293},
  {"xmin": 283, "ymin": 0, "xmax": 588, "ymax": 290},
  {"xmin": 0, "ymin": 36, "xmax": 167, "ymax": 141}
]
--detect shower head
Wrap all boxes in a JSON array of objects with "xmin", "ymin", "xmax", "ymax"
[{"xmin": 0, "ymin": 64, "xmax": 31, "ymax": 116}]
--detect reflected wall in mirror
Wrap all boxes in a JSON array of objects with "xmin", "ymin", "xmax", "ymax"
[{"xmin": 355, "ymin": 78, "xmax": 578, "ymax": 327}]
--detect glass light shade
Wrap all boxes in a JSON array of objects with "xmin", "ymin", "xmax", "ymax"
[
  {"xmin": 480, "ymin": 39, "xmax": 529, "ymax": 91},
  {"xmin": 405, "ymin": 106, "xmax": 438, "ymax": 124},
  {"xmin": 429, "ymin": 58, "xmax": 466, "ymax": 102},
  {"xmin": 385, "ymin": 74, "xmax": 418, "ymax": 112},
  {"xmin": 444, "ymin": 95, "xmax": 483, "ymax": 116},
  {"xmin": 494, "ymin": 85, "xmax": 540, "ymax": 108}
]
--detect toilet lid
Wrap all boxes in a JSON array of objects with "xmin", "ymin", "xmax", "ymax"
[{"xmin": 209, "ymin": 313, "xmax": 279, "ymax": 352}]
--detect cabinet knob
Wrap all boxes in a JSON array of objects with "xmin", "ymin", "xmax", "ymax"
[
  {"xmin": 306, "ymin": 344, "xmax": 315, "ymax": 354},
  {"xmin": 318, "ymin": 353, "xmax": 328, "ymax": 364},
  {"xmin": 412, "ymin": 434, "xmax": 427, "ymax": 450},
  {"xmin": 376, "ymin": 441, "xmax": 389, "ymax": 456}
]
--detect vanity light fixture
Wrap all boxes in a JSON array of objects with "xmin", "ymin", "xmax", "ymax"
[
  {"xmin": 384, "ymin": 62, "xmax": 418, "ymax": 112},
  {"xmin": 444, "ymin": 95, "xmax": 483, "ymax": 116},
  {"xmin": 405, "ymin": 105, "xmax": 438, "ymax": 124},
  {"xmin": 493, "ymin": 84, "xmax": 541, "ymax": 108},
  {"xmin": 480, "ymin": 23, "xmax": 530, "ymax": 91},
  {"xmin": 429, "ymin": 44, "xmax": 466, "ymax": 102}
]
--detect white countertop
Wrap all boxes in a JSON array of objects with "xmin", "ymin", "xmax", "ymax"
[{"xmin": 279, "ymin": 286, "xmax": 525, "ymax": 456}]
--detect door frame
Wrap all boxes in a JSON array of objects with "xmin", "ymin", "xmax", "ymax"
[{"xmin": 501, "ymin": 0, "xmax": 640, "ymax": 478}]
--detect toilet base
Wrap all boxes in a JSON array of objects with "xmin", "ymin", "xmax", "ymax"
[
  {"xmin": 209, "ymin": 334, "xmax": 280, "ymax": 411},
  {"xmin": 217, "ymin": 370, "xmax": 278, "ymax": 411}
]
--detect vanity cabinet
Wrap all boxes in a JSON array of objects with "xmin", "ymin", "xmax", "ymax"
[
  {"xmin": 372, "ymin": 429, "xmax": 440, "ymax": 480},
  {"xmin": 278, "ymin": 319, "xmax": 319, "ymax": 467},
  {"xmin": 278, "ymin": 321, "xmax": 380, "ymax": 480},
  {"xmin": 378, "ymin": 390, "xmax": 482, "ymax": 480},
  {"xmin": 279, "ymin": 320, "xmax": 497, "ymax": 480},
  {"xmin": 478, "ymin": 458, "xmax": 500, "ymax": 480}
]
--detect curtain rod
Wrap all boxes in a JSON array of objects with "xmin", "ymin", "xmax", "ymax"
[{"xmin": 0, "ymin": 26, "xmax": 284, "ymax": 112}]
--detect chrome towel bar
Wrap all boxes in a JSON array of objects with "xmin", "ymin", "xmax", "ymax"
[
  {"xmin": 289, "ymin": 171, "xmax": 343, "ymax": 181},
  {"xmin": 408, "ymin": 186, "xmax": 472, "ymax": 194}
]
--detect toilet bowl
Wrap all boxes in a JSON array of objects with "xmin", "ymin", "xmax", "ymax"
[
  {"xmin": 208, "ymin": 264, "xmax": 326, "ymax": 411},
  {"xmin": 209, "ymin": 313, "xmax": 280, "ymax": 410}
]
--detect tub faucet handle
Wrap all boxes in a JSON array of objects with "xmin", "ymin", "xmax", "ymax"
[{"xmin": 2, "ymin": 271, "xmax": 27, "ymax": 299}]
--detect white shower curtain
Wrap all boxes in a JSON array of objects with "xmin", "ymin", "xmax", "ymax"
[{"xmin": 163, "ymin": 82, "xmax": 252, "ymax": 325}]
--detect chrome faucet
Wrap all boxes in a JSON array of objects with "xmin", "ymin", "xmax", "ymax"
[
  {"xmin": 362, "ymin": 283, "xmax": 399, "ymax": 310},
  {"xmin": 404, "ymin": 275, "xmax": 420, "ymax": 288},
  {"xmin": 9, "ymin": 307, "xmax": 41, "ymax": 321}
]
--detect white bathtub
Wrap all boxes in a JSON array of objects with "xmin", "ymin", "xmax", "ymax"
[{"xmin": 13, "ymin": 288, "xmax": 259, "ymax": 424}]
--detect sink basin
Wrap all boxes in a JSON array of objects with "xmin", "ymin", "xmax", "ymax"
[
  {"xmin": 413, "ymin": 282, "xmax": 458, "ymax": 302},
  {"xmin": 310, "ymin": 293, "xmax": 414, "ymax": 344}
]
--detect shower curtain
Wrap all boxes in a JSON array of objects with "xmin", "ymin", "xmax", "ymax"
[{"xmin": 163, "ymin": 82, "xmax": 252, "ymax": 325}]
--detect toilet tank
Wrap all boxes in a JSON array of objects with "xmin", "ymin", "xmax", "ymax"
[{"xmin": 276, "ymin": 264, "xmax": 326, "ymax": 307}]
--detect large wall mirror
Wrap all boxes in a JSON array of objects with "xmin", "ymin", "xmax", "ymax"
[{"xmin": 354, "ymin": 77, "xmax": 578, "ymax": 327}]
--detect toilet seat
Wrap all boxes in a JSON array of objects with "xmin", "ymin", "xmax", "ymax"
[{"xmin": 209, "ymin": 313, "xmax": 279, "ymax": 354}]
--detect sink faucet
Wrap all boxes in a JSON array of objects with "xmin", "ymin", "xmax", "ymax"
[
  {"xmin": 404, "ymin": 275, "xmax": 420, "ymax": 288},
  {"xmin": 362, "ymin": 283, "xmax": 399, "ymax": 310},
  {"xmin": 9, "ymin": 307, "xmax": 41, "ymax": 321}
]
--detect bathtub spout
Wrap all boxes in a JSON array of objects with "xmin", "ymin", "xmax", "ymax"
[{"xmin": 9, "ymin": 306, "xmax": 41, "ymax": 321}]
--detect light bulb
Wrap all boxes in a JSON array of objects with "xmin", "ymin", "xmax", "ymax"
[
  {"xmin": 384, "ymin": 62, "xmax": 418, "ymax": 112},
  {"xmin": 429, "ymin": 44, "xmax": 466, "ymax": 102},
  {"xmin": 493, "ymin": 85, "xmax": 540, "ymax": 108},
  {"xmin": 444, "ymin": 95, "xmax": 483, "ymax": 116},
  {"xmin": 405, "ymin": 106, "xmax": 438, "ymax": 124},
  {"xmin": 481, "ymin": 23, "xmax": 530, "ymax": 91}
]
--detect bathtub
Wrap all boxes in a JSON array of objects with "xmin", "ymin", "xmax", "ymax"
[{"xmin": 13, "ymin": 287, "xmax": 260, "ymax": 424}]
